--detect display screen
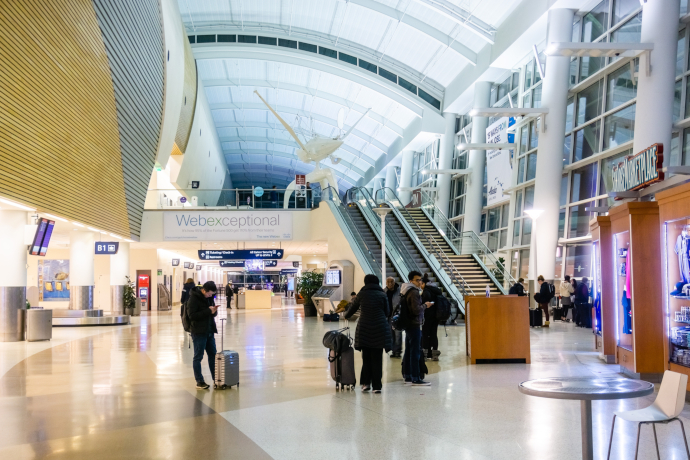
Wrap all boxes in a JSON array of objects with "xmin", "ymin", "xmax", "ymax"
[
  {"xmin": 287, "ymin": 277, "xmax": 295, "ymax": 290},
  {"xmin": 245, "ymin": 259, "xmax": 264, "ymax": 271},
  {"xmin": 139, "ymin": 288, "xmax": 148, "ymax": 298},
  {"xmin": 325, "ymin": 270, "xmax": 341, "ymax": 285},
  {"xmin": 30, "ymin": 218, "xmax": 55, "ymax": 256}
]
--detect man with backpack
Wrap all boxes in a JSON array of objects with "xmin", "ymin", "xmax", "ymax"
[
  {"xmin": 574, "ymin": 277, "xmax": 592, "ymax": 328},
  {"xmin": 400, "ymin": 270, "xmax": 431, "ymax": 386},
  {"xmin": 533, "ymin": 275, "xmax": 555, "ymax": 327},
  {"xmin": 421, "ymin": 273, "xmax": 443, "ymax": 361},
  {"xmin": 182, "ymin": 281, "xmax": 219, "ymax": 389}
]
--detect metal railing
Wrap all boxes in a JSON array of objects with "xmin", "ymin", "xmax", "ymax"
[
  {"xmin": 345, "ymin": 188, "xmax": 424, "ymax": 282},
  {"xmin": 321, "ymin": 187, "xmax": 381, "ymax": 278},
  {"xmin": 375, "ymin": 187, "xmax": 516, "ymax": 291},
  {"xmin": 144, "ymin": 187, "xmax": 322, "ymax": 210}
]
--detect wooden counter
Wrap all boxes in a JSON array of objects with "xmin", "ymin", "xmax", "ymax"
[
  {"xmin": 466, "ymin": 295, "xmax": 531, "ymax": 364},
  {"xmin": 238, "ymin": 290, "xmax": 272, "ymax": 310}
]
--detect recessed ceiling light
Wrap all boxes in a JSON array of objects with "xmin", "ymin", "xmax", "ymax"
[
  {"xmin": 73, "ymin": 222, "xmax": 85, "ymax": 227},
  {"xmin": 0, "ymin": 198, "xmax": 35, "ymax": 211},
  {"xmin": 44, "ymin": 213, "xmax": 68, "ymax": 222},
  {"xmin": 87, "ymin": 227, "xmax": 100, "ymax": 232}
]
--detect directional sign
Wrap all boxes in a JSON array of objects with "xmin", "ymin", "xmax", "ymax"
[
  {"xmin": 280, "ymin": 269, "xmax": 299, "ymax": 275},
  {"xmin": 293, "ymin": 261, "xmax": 300, "ymax": 268},
  {"xmin": 95, "ymin": 242, "xmax": 119, "ymax": 255},
  {"xmin": 172, "ymin": 259, "xmax": 180, "ymax": 266},
  {"xmin": 219, "ymin": 260, "xmax": 244, "ymax": 267},
  {"xmin": 198, "ymin": 249, "xmax": 284, "ymax": 260},
  {"xmin": 264, "ymin": 260, "xmax": 278, "ymax": 267}
]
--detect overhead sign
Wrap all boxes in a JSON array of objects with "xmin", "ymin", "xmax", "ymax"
[
  {"xmin": 183, "ymin": 262, "xmax": 193, "ymax": 269},
  {"xmin": 95, "ymin": 242, "xmax": 119, "ymax": 255},
  {"xmin": 485, "ymin": 117, "xmax": 515, "ymax": 206},
  {"xmin": 264, "ymin": 260, "xmax": 278, "ymax": 267},
  {"xmin": 219, "ymin": 260, "xmax": 244, "ymax": 267},
  {"xmin": 180, "ymin": 197, "xmax": 187, "ymax": 203},
  {"xmin": 295, "ymin": 175, "xmax": 306, "ymax": 186},
  {"xmin": 172, "ymin": 259, "xmax": 180, "ymax": 266},
  {"xmin": 196, "ymin": 265, "xmax": 202, "ymax": 270},
  {"xmin": 280, "ymin": 269, "xmax": 299, "ymax": 275},
  {"xmin": 405, "ymin": 188, "xmax": 422, "ymax": 208},
  {"xmin": 611, "ymin": 143, "xmax": 664, "ymax": 198},
  {"xmin": 198, "ymin": 249, "xmax": 284, "ymax": 260},
  {"xmin": 292, "ymin": 261, "xmax": 300, "ymax": 268},
  {"xmin": 191, "ymin": 181, "xmax": 200, "ymax": 189},
  {"xmin": 164, "ymin": 211, "xmax": 293, "ymax": 241}
]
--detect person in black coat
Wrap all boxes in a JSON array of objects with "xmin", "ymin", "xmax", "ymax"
[
  {"xmin": 533, "ymin": 275, "xmax": 552, "ymax": 327},
  {"xmin": 345, "ymin": 274, "xmax": 392, "ymax": 393},
  {"xmin": 187, "ymin": 281, "xmax": 219, "ymax": 389},
  {"xmin": 421, "ymin": 273, "xmax": 442, "ymax": 360},
  {"xmin": 180, "ymin": 278, "xmax": 195, "ymax": 304},
  {"xmin": 508, "ymin": 278, "xmax": 527, "ymax": 296}
]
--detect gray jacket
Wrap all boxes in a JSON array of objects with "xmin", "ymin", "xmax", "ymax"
[{"xmin": 384, "ymin": 283, "xmax": 401, "ymax": 317}]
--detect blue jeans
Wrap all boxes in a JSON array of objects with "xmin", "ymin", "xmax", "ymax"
[
  {"xmin": 403, "ymin": 326, "xmax": 422, "ymax": 381},
  {"xmin": 192, "ymin": 333, "xmax": 216, "ymax": 383}
]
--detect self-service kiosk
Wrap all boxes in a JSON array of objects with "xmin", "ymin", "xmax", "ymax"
[
  {"xmin": 312, "ymin": 260, "xmax": 354, "ymax": 317},
  {"xmin": 136, "ymin": 272, "xmax": 150, "ymax": 314}
]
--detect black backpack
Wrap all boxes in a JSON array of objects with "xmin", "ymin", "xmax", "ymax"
[
  {"xmin": 392, "ymin": 290, "xmax": 413, "ymax": 331},
  {"xmin": 180, "ymin": 301, "xmax": 192, "ymax": 333},
  {"xmin": 547, "ymin": 283, "xmax": 556, "ymax": 300},
  {"xmin": 435, "ymin": 295, "xmax": 451, "ymax": 324}
]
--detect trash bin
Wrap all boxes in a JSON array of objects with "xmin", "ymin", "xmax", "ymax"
[{"xmin": 26, "ymin": 309, "xmax": 52, "ymax": 342}]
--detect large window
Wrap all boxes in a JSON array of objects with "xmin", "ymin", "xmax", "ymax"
[{"xmin": 480, "ymin": 203, "xmax": 510, "ymax": 251}]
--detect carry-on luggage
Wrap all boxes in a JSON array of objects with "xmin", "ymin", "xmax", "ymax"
[
  {"xmin": 214, "ymin": 319, "xmax": 240, "ymax": 389},
  {"xmin": 325, "ymin": 321, "xmax": 355, "ymax": 390},
  {"xmin": 323, "ymin": 312, "xmax": 340, "ymax": 322},
  {"xmin": 552, "ymin": 307, "xmax": 563, "ymax": 321},
  {"xmin": 529, "ymin": 308, "xmax": 542, "ymax": 327}
]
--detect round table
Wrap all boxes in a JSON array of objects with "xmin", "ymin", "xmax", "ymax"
[{"xmin": 519, "ymin": 377, "xmax": 654, "ymax": 460}]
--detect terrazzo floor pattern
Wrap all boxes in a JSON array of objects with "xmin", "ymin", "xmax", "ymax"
[{"xmin": 0, "ymin": 303, "xmax": 688, "ymax": 459}]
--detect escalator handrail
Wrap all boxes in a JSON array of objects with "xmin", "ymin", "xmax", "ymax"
[{"xmin": 368, "ymin": 187, "xmax": 474, "ymax": 297}]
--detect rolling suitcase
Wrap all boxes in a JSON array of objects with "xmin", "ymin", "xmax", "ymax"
[
  {"xmin": 328, "ymin": 320, "xmax": 356, "ymax": 390},
  {"xmin": 214, "ymin": 319, "xmax": 239, "ymax": 389},
  {"xmin": 552, "ymin": 308, "xmax": 563, "ymax": 321},
  {"xmin": 529, "ymin": 308, "xmax": 542, "ymax": 327}
]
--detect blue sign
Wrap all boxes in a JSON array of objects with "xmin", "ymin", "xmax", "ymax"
[
  {"xmin": 95, "ymin": 242, "xmax": 119, "ymax": 255},
  {"xmin": 199, "ymin": 249, "xmax": 284, "ymax": 260},
  {"xmin": 280, "ymin": 269, "xmax": 298, "ymax": 275},
  {"xmin": 254, "ymin": 187, "xmax": 264, "ymax": 197},
  {"xmin": 219, "ymin": 260, "xmax": 244, "ymax": 267},
  {"xmin": 264, "ymin": 260, "xmax": 277, "ymax": 267},
  {"xmin": 180, "ymin": 197, "xmax": 187, "ymax": 203}
]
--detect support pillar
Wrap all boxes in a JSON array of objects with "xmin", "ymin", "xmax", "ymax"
[
  {"xmin": 110, "ymin": 242, "xmax": 130, "ymax": 314},
  {"xmin": 398, "ymin": 149, "xmax": 414, "ymax": 205},
  {"xmin": 632, "ymin": 0, "xmax": 680, "ymax": 155},
  {"xmin": 0, "ymin": 211, "xmax": 27, "ymax": 342},
  {"xmin": 464, "ymin": 81, "xmax": 492, "ymax": 235},
  {"xmin": 532, "ymin": 8, "xmax": 575, "ymax": 282},
  {"xmin": 435, "ymin": 112, "xmax": 458, "ymax": 216},
  {"xmin": 385, "ymin": 164, "xmax": 397, "ymax": 191},
  {"xmin": 69, "ymin": 231, "xmax": 96, "ymax": 310}
]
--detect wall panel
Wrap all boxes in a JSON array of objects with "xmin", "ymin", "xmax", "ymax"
[{"xmin": 174, "ymin": 30, "xmax": 198, "ymax": 153}]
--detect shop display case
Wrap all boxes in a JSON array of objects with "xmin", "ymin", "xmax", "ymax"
[
  {"xmin": 608, "ymin": 202, "xmax": 664, "ymax": 381},
  {"xmin": 590, "ymin": 216, "xmax": 616, "ymax": 363},
  {"xmin": 657, "ymin": 182, "xmax": 690, "ymax": 389}
]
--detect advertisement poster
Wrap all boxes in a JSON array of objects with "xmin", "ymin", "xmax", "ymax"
[
  {"xmin": 38, "ymin": 259, "xmax": 70, "ymax": 301},
  {"xmin": 485, "ymin": 117, "xmax": 516, "ymax": 207},
  {"xmin": 164, "ymin": 211, "xmax": 293, "ymax": 241}
]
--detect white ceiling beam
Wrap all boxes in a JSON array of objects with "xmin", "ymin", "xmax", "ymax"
[
  {"xmin": 195, "ymin": 46, "xmax": 428, "ymax": 117},
  {"xmin": 220, "ymin": 136, "xmax": 369, "ymax": 175},
  {"xmin": 208, "ymin": 102, "xmax": 405, "ymax": 137},
  {"xmin": 187, "ymin": 22, "xmax": 445, "ymax": 95},
  {"xmin": 412, "ymin": 0, "xmax": 495, "ymax": 44}
]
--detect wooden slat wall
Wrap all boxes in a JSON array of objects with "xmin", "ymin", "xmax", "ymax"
[
  {"xmin": 0, "ymin": 0, "xmax": 131, "ymax": 236},
  {"xmin": 92, "ymin": 0, "xmax": 164, "ymax": 237},
  {"xmin": 174, "ymin": 28, "xmax": 198, "ymax": 153}
]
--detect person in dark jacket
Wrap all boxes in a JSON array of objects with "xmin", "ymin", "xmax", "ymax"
[
  {"xmin": 574, "ymin": 277, "xmax": 591, "ymax": 328},
  {"xmin": 533, "ymin": 275, "xmax": 552, "ymax": 327},
  {"xmin": 400, "ymin": 270, "xmax": 431, "ymax": 386},
  {"xmin": 187, "ymin": 281, "xmax": 219, "ymax": 389},
  {"xmin": 508, "ymin": 278, "xmax": 527, "ymax": 296},
  {"xmin": 421, "ymin": 273, "xmax": 442, "ymax": 361},
  {"xmin": 225, "ymin": 282, "xmax": 234, "ymax": 309},
  {"xmin": 345, "ymin": 274, "xmax": 391, "ymax": 393},
  {"xmin": 270, "ymin": 185, "xmax": 279, "ymax": 208},
  {"xmin": 181, "ymin": 278, "xmax": 195, "ymax": 304},
  {"xmin": 384, "ymin": 277, "xmax": 402, "ymax": 358}
]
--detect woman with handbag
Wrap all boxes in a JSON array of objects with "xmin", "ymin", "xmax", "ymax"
[{"xmin": 559, "ymin": 275, "xmax": 575, "ymax": 322}]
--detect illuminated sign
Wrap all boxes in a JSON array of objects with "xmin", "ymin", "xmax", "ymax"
[{"xmin": 611, "ymin": 143, "xmax": 664, "ymax": 198}]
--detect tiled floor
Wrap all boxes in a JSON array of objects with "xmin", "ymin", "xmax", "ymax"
[{"xmin": 0, "ymin": 303, "xmax": 688, "ymax": 459}]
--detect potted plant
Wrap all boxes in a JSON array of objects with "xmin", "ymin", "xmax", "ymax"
[
  {"xmin": 123, "ymin": 276, "xmax": 136, "ymax": 316},
  {"xmin": 296, "ymin": 270, "xmax": 323, "ymax": 317}
]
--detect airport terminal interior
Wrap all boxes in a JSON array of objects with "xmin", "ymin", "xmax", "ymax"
[{"xmin": 4, "ymin": 0, "xmax": 690, "ymax": 458}]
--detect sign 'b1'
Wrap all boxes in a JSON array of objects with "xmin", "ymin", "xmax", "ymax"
[{"xmin": 95, "ymin": 242, "xmax": 119, "ymax": 255}]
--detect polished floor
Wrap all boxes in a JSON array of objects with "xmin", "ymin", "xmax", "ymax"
[{"xmin": 1, "ymin": 304, "xmax": 688, "ymax": 460}]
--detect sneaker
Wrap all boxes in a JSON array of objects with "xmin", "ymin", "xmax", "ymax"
[
  {"xmin": 373, "ymin": 389, "xmax": 381, "ymax": 394},
  {"xmin": 431, "ymin": 350, "xmax": 441, "ymax": 357},
  {"xmin": 431, "ymin": 357, "xmax": 439, "ymax": 361},
  {"xmin": 544, "ymin": 321, "xmax": 550, "ymax": 327},
  {"xmin": 412, "ymin": 380, "xmax": 431, "ymax": 386},
  {"xmin": 361, "ymin": 385, "xmax": 371, "ymax": 392},
  {"xmin": 404, "ymin": 378, "xmax": 413, "ymax": 385},
  {"xmin": 196, "ymin": 381, "xmax": 210, "ymax": 389}
]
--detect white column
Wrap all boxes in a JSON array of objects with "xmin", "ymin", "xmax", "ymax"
[
  {"xmin": 632, "ymin": 0, "xmax": 680, "ymax": 155},
  {"xmin": 0, "ymin": 211, "xmax": 28, "ymax": 341},
  {"xmin": 110, "ymin": 242, "xmax": 130, "ymax": 314},
  {"xmin": 69, "ymin": 231, "xmax": 96, "ymax": 310},
  {"xmin": 532, "ymin": 8, "xmax": 575, "ymax": 282},
  {"xmin": 463, "ymin": 81, "xmax": 492, "ymax": 234},
  {"xmin": 385, "ymin": 164, "xmax": 397, "ymax": 191},
  {"xmin": 435, "ymin": 112, "xmax": 457, "ymax": 216},
  {"xmin": 398, "ymin": 149, "xmax": 414, "ymax": 205}
]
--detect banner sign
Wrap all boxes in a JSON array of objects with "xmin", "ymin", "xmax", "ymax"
[
  {"xmin": 485, "ymin": 117, "xmax": 515, "ymax": 207},
  {"xmin": 219, "ymin": 260, "xmax": 244, "ymax": 267},
  {"xmin": 199, "ymin": 249, "xmax": 284, "ymax": 260},
  {"xmin": 280, "ymin": 269, "xmax": 299, "ymax": 275},
  {"xmin": 611, "ymin": 143, "xmax": 664, "ymax": 198},
  {"xmin": 95, "ymin": 242, "xmax": 119, "ymax": 255},
  {"xmin": 164, "ymin": 211, "xmax": 293, "ymax": 241}
]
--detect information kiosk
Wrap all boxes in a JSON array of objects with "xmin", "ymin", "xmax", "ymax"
[{"xmin": 312, "ymin": 260, "xmax": 354, "ymax": 317}]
